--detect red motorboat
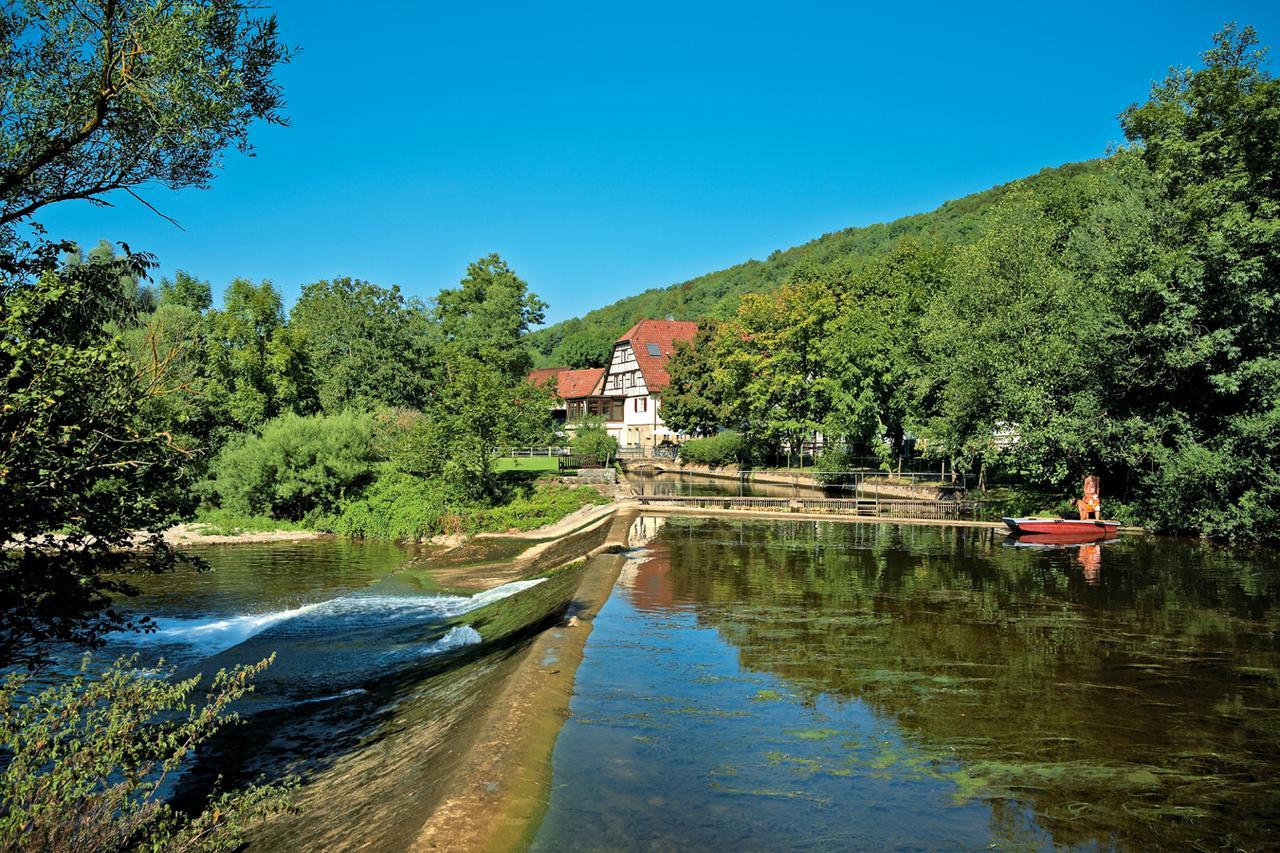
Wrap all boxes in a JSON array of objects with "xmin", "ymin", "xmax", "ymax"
[{"xmin": 1003, "ymin": 516, "xmax": 1120, "ymax": 544}]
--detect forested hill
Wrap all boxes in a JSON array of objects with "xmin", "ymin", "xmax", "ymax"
[{"xmin": 530, "ymin": 158, "xmax": 1102, "ymax": 367}]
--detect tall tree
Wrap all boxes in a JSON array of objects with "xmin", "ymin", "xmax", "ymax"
[
  {"xmin": 289, "ymin": 277, "xmax": 433, "ymax": 412},
  {"xmin": 1086, "ymin": 24, "xmax": 1280, "ymax": 539},
  {"xmin": 202, "ymin": 278, "xmax": 310, "ymax": 438},
  {"xmin": 428, "ymin": 255, "xmax": 551, "ymax": 497}
]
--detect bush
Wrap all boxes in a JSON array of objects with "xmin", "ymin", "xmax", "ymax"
[
  {"xmin": 0, "ymin": 655, "xmax": 294, "ymax": 852},
  {"xmin": 465, "ymin": 484, "xmax": 610, "ymax": 534},
  {"xmin": 812, "ymin": 446, "xmax": 869, "ymax": 484},
  {"xmin": 331, "ymin": 470, "xmax": 470, "ymax": 540},
  {"xmin": 331, "ymin": 474, "xmax": 608, "ymax": 541},
  {"xmin": 678, "ymin": 431, "xmax": 745, "ymax": 467},
  {"xmin": 570, "ymin": 419, "xmax": 618, "ymax": 465},
  {"xmin": 207, "ymin": 411, "xmax": 377, "ymax": 520}
]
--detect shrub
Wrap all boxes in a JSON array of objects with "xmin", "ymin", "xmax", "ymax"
[
  {"xmin": 465, "ymin": 485, "xmax": 610, "ymax": 534},
  {"xmin": 570, "ymin": 419, "xmax": 618, "ymax": 465},
  {"xmin": 332, "ymin": 474, "xmax": 607, "ymax": 541},
  {"xmin": 0, "ymin": 655, "xmax": 294, "ymax": 851},
  {"xmin": 678, "ymin": 431, "xmax": 745, "ymax": 467},
  {"xmin": 331, "ymin": 470, "xmax": 470, "ymax": 540},
  {"xmin": 207, "ymin": 411, "xmax": 377, "ymax": 520}
]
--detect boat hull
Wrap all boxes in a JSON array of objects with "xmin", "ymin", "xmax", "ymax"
[{"xmin": 1002, "ymin": 517, "xmax": 1120, "ymax": 543}]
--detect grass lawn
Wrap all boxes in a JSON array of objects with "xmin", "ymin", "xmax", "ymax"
[{"xmin": 493, "ymin": 456, "xmax": 561, "ymax": 472}]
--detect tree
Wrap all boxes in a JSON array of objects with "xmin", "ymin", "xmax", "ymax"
[
  {"xmin": 435, "ymin": 254, "xmax": 545, "ymax": 382},
  {"xmin": 207, "ymin": 411, "xmax": 377, "ymax": 520},
  {"xmin": 915, "ymin": 192, "xmax": 1109, "ymax": 486},
  {"xmin": 0, "ymin": 0, "xmax": 290, "ymax": 253},
  {"xmin": 289, "ymin": 277, "xmax": 433, "ymax": 413},
  {"xmin": 822, "ymin": 239, "xmax": 946, "ymax": 460},
  {"xmin": 571, "ymin": 418, "xmax": 619, "ymax": 465},
  {"xmin": 1, "ymin": 655, "xmax": 294, "ymax": 850},
  {"xmin": 556, "ymin": 326, "xmax": 616, "ymax": 368},
  {"xmin": 0, "ymin": 256, "xmax": 191, "ymax": 669},
  {"xmin": 159, "ymin": 271, "xmax": 214, "ymax": 312},
  {"xmin": 202, "ymin": 278, "xmax": 310, "ymax": 433},
  {"xmin": 429, "ymin": 255, "xmax": 552, "ymax": 497},
  {"xmin": 661, "ymin": 321, "xmax": 727, "ymax": 437},
  {"xmin": 1091, "ymin": 23, "xmax": 1280, "ymax": 540}
]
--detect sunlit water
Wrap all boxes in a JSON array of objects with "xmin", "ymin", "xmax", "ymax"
[
  {"xmin": 532, "ymin": 516, "xmax": 1280, "ymax": 851},
  {"xmin": 42, "ymin": 536, "xmax": 587, "ymax": 851}
]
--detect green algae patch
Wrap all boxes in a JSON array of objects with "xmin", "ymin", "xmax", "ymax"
[
  {"xmin": 783, "ymin": 727, "xmax": 840, "ymax": 741},
  {"xmin": 750, "ymin": 688, "xmax": 786, "ymax": 702}
]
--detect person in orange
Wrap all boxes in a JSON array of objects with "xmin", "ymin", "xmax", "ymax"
[
  {"xmin": 1077, "ymin": 544, "xmax": 1102, "ymax": 585},
  {"xmin": 1076, "ymin": 474, "xmax": 1102, "ymax": 520}
]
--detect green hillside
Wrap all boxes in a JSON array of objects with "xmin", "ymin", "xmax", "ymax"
[{"xmin": 530, "ymin": 159, "xmax": 1103, "ymax": 367}]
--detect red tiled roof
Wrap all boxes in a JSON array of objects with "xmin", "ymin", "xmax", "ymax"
[
  {"xmin": 525, "ymin": 366, "xmax": 604, "ymax": 400},
  {"xmin": 526, "ymin": 367, "xmax": 564, "ymax": 386},
  {"xmin": 616, "ymin": 319, "xmax": 699, "ymax": 392}
]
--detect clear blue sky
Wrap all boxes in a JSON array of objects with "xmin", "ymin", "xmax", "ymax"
[{"xmin": 38, "ymin": 0, "xmax": 1280, "ymax": 325}]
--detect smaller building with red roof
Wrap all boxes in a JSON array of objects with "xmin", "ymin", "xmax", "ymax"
[{"xmin": 527, "ymin": 318, "xmax": 698, "ymax": 448}]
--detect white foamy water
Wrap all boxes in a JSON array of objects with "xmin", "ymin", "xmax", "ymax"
[
  {"xmin": 115, "ymin": 577, "xmax": 546, "ymax": 659},
  {"xmin": 420, "ymin": 625, "xmax": 483, "ymax": 655}
]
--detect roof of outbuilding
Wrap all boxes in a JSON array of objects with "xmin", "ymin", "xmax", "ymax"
[
  {"xmin": 615, "ymin": 319, "xmax": 699, "ymax": 392},
  {"xmin": 525, "ymin": 366, "xmax": 605, "ymax": 400}
]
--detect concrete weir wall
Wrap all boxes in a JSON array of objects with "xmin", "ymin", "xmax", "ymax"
[{"xmin": 621, "ymin": 460, "xmax": 946, "ymax": 501}]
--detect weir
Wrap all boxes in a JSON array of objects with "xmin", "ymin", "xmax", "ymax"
[{"xmin": 634, "ymin": 493, "xmax": 977, "ymax": 519}]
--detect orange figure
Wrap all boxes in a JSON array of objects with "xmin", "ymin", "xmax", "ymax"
[
  {"xmin": 1076, "ymin": 474, "xmax": 1101, "ymax": 521},
  {"xmin": 1077, "ymin": 544, "xmax": 1102, "ymax": 585}
]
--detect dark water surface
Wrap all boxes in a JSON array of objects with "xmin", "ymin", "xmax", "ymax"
[{"xmin": 532, "ymin": 517, "xmax": 1280, "ymax": 851}]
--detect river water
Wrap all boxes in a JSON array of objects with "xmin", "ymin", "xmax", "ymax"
[
  {"xmin": 77, "ymin": 536, "xmax": 595, "ymax": 850},
  {"xmin": 70, "ymin": 517, "xmax": 1280, "ymax": 849},
  {"xmin": 532, "ymin": 516, "xmax": 1280, "ymax": 851}
]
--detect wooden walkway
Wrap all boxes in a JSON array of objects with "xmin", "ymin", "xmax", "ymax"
[{"xmin": 634, "ymin": 494, "xmax": 976, "ymax": 520}]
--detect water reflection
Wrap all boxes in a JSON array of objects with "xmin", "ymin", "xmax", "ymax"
[{"xmin": 535, "ymin": 518, "xmax": 1280, "ymax": 851}]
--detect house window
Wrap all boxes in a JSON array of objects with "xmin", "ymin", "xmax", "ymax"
[
  {"xmin": 610, "ymin": 399, "xmax": 624, "ymax": 421},
  {"xmin": 635, "ymin": 397, "xmax": 647, "ymax": 413},
  {"xmin": 646, "ymin": 343, "xmax": 662, "ymax": 357}
]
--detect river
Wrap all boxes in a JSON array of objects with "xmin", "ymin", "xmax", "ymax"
[
  {"xmin": 80, "ymin": 516, "xmax": 1280, "ymax": 850},
  {"xmin": 532, "ymin": 516, "xmax": 1280, "ymax": 851}
]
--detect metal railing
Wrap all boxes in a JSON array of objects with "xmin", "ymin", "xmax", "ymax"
[{"xmin": 493, "ymin": 446, "xmax": 571, "ymax": 458}]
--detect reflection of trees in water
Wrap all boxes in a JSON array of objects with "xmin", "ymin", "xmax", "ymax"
[{"xmin": 640, "ymin": 518, "xmax": 1280, "ymax": 850}]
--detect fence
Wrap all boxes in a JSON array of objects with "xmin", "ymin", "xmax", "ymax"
[{"xmin": 493, "ymin": 446, "xmax": 571, "ymax": 458}]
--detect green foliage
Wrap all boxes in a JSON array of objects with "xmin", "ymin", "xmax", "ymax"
[
  {"xmin": 158, "ymin": 271, "xmax": 213, "ymax": 312},
  {"xmin": 207, "ymin": 411, "xmax": 377, "ymax": 521},
  {"xmin": 653, "ymin": 25, "xmax": 1280, "ymax": 543},
  {"xmin": 201, "ymin": 278, "xmax": 311, "ymax": 432},
  {"xmin": 289, "ymin": 277, "xmax": 434, "ymax": 413},
  {"xmin": 678, "ymin": 431, "xmax": 746, "ymax": 467},
  {"xmin": 464, "ymin": 484, "xmax": 609, "ymax": 534},
  {"xmin": 428, "ymin": 255, "xmax": 555, "ymax": 498},
  {"xmin": 190, "ymin": 508, "xmax": 310, "ymax": 536},
  {"xmin": 0, "ymin": 0, "xmax": 290, "ymax": 235},
  {"xmin": 1, "ymin": 258, "xmax": 190, "ymax": 669},
  {"xmin": 333, "ymin": 471, "xmax": 606, "ymax": 541},
  {"xmin": 0, "ymin": 654, "xmax": 294, "ymax": 852},
  {"xmin": 331, "ymin": 470, "xmax": 467, "ymax": 541},
  {"xmin": 528, "ymin": 161, "xmax": 1105, "ymax": 365},
  {"xmin": 555, "ymin": 326, "xmax": 617, "ymax": 368},
  {"xmin": 570, "ymin": 418, "xmax": 619, "ymax": 464},
  {"xmin": 660, "ymin": 322, "xmax": 729, "ymax": 437}
]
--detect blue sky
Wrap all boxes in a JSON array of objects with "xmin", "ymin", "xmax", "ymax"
[{"xmin": 38, "ymin": 1, "xmax": 1280, "ymax": 325}]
